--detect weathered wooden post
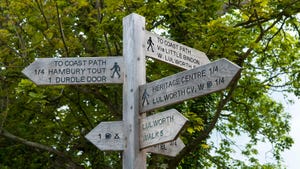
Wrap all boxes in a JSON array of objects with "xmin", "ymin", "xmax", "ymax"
[{"xmin": 122, "ymin": 13, "xmax": 147, "ymax": 169}]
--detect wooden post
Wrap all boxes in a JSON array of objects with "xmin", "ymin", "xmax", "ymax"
[{"xmin": 122, "ymin": 13, "xmax": 146, "ymax": 169}]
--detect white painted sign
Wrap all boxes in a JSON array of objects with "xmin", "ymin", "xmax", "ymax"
[
  {"xmin": 22, "ymin": 57, "xmax": 124, "ymax": 85},
  {"xmin": 85, "ymin": 121, "xmax": 127, "ymax": 151},
  {"xmin": 140, "ymin": 109, "xmax": 188, "ymax": 149},
  {"xmin": 146, "ymin": 137, "xmax": 185, "ymax": 157},
  {"xmin": 145, "ymin": 31, "xmax": 210, "ymax": 70},
  {"xmin": 140, "ymin": 58, "xmax": 241, "ymax": 112}
]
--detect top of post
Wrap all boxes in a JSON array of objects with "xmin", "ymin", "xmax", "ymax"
[
  {"xmin": 123, "ymin": 13, "xmax": 141, "ymax": 19},
  {"xmin": 123, "ymin": 13, "xmax": 145, "ymax": 27}
]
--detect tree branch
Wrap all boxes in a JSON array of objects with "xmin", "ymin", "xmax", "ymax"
[
  {"xmin": 76, "ymin": 88, "xmax": 94, "ymax": 129},
  {"xmin": 95, "ymin": 0, "xmax": 103, "ymax": 23},
  {"xmin": 76, "ymin": 86, "xmax": 122, "ymax": 118},
  {"xmin": 55, "ymin": 1, "xmax": 69, "ymax": 57},
  {"xmin": 95, "ymin": 0, "xmax": 112, "ymax": 56},
  {"xmin": 34, "ymin": 0, "xmax": 56, "ymax": 48},
  {"xmin": 35, "ymin": 0, "xmax": 49, "ymax": 28},
  {"xmin": 0, "ymin": 128, "xmax": 83, "ymax": 169}
]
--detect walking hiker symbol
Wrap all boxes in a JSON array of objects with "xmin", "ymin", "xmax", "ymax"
[
  {"xmin": 142, "ymin": 89, "xmax": 149, "ymax": 106},
  {"xmin": 147, "ymin": 37, "xmax": 154, "ymax": 52},
  {"xmin": 111, "ymin": 62, "xmax": 121, "ymax": 79}
]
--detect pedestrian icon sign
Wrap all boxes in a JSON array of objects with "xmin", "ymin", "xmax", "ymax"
[
  {"xmin": 142, "ymin": 89, "xmax": 150, "ymax": 106},
  {"xmin": 111, "ymin": 62, "xmax": 121, "ymax": 79},
  {"xmin": 147, "ymin": 37, "xmax": 154, "ymax": 52}
]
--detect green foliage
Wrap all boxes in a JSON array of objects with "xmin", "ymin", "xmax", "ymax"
[{"xmin": 0, "ymin": 0, "xmax": 299, "ymax": 168}]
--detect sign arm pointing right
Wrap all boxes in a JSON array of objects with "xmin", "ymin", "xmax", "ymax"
[{"xmin": 139, "ymin": 58, "xmax": 241, "ymax": 112}]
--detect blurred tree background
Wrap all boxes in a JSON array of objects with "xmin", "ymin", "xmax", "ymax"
[{"xmin": 0, "ymin": 0, "xmax": 299, "ymax": 168}]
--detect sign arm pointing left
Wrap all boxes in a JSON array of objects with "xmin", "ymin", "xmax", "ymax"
[
  {"xmin": 22, "ymin": 57, "xmax": 124, "ymax": 85},
  {"xmin": 85, "ymin": 121, "xmax": 128, "ymax": 151}
]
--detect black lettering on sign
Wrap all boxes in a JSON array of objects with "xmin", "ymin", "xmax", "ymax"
[
  {"xmin": 54, "ymin": 61, "xmax": 63, "ymax": 66},
  {"xmin": 55, "ymin": 76, "xmax": 85, "ymax": 83},
  {"xmin": 170, "ymin": 140, "xmax": 177, "ymax": 146},
  {"xmin": 86, "ymin": 68, "xmax": 106, "ymax": 74},
  {"xmin": 157, "ymin": 37, "xmax": 163, "ymax": 44},
  {"xmin": 35, "ymin": 69, "xmax": 44, "ymax": 75},
  {"xmin": 160, "ymin": 143, "xmax": 167, "ymax": 150},
  {"xmin": 209, "ymin": 66, "xmax": 218, "ymax": 75},
  {"xmin": 152, "ymin": 96, "xmax": 164, "ymax": 105},
  {"xmin": 64, "ymin": 60, "xmax": 86, "ymax": 66},
  {"xmin": 48, "ymin": 68, "xmax": 86, "ymax": 75},
  {"xmin": 179, "ymin": 46, "xmax": 191, "ymax": 55},
  {"xmin": 142, "ymin": 115, "xmax": 175, "ymax": 130},
  {"xmin": 54, "ymin": 60, "xmax": 87, "ymax": 67},
  {"xmin": 157, "ymin": 53, "xmax": 162, "ymax": 58},
  {"xmin": 88, "ymin": 59, "xmax": 107, "ymax": 66},
  {"xmin": 164, "ymin": 55, "xmax": 174, "ymax": 63},
  {"xmin": 183, "ymin": 55, "xmax": 199, "ymax": 64},
  {"xmin": 164, "ymin": 39, "xmax": 178, "ymax": 49},
  {"xmin": 215, "ymin": 77, "xmax": 225, "ymax": 85},
  {"xmin": 181, "ymin": 70, "xmax": 206, "ymax": 84},
  {"xmin": 86, "ymin": 76, "xmax": 106, "ymax": 83},
  {"xmin": 143, "ymin": 130, "xmax": 164, "ymax": 141},
  {"xmin": 198, "ymin": 83, "xmax": 205, "ymax": 90}
]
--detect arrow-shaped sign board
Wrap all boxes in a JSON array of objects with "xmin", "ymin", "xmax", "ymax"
[
  {"xmin": 85, "ymin": 121, "xmax": 126, "ymax": 151},
  {"xmin": 140, "ymin": 109, "xmax": 188, "ymax": 149},
  {"xmin": 22, "ymin": 57, "xmax": 124, "ymax": 85},
  {"xmin": 140, "ymin": 58, "xmax": 241, "ymax": 112},
  {"xmin": 146, "ymin": 137, "xmax": 185, "ymax": 157},
  {"xmin": 144, "ymin": 31, "xmax": 210, "ymax": 70}
]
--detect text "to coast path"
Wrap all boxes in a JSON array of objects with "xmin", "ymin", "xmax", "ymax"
[
  {"xmin": 145, "ymin": 31, "xmax": 210, "ymax": 70},
  {"xmin": 22, "ymin": 57, "xmax": 124, "ymax": 85}
]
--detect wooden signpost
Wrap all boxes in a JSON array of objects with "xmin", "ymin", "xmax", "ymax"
[
  {"xmin": 140, "ymin": 109, "xmax": 187, "ymax": 148},
  {"xmin": 122, "ymin": 13, "xmax": 147, "ymax": 169},
  {"xmin": 84, "ymin": 121, "xmax": 127, "ymax": 151},
  {"xmin": 22, "ymin": 13, "xmax": 241, "ymax": 169},
  {"xmin": 22, "ymin": 57, "xmax": 123, "ymax": 85},
  {"xmin": 145, "ymin": 31, "xmax": 210, "ymax": 70},
  {"xmin": 139, "ymin": 58, "xmax": 241, "ymax": 112}
]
